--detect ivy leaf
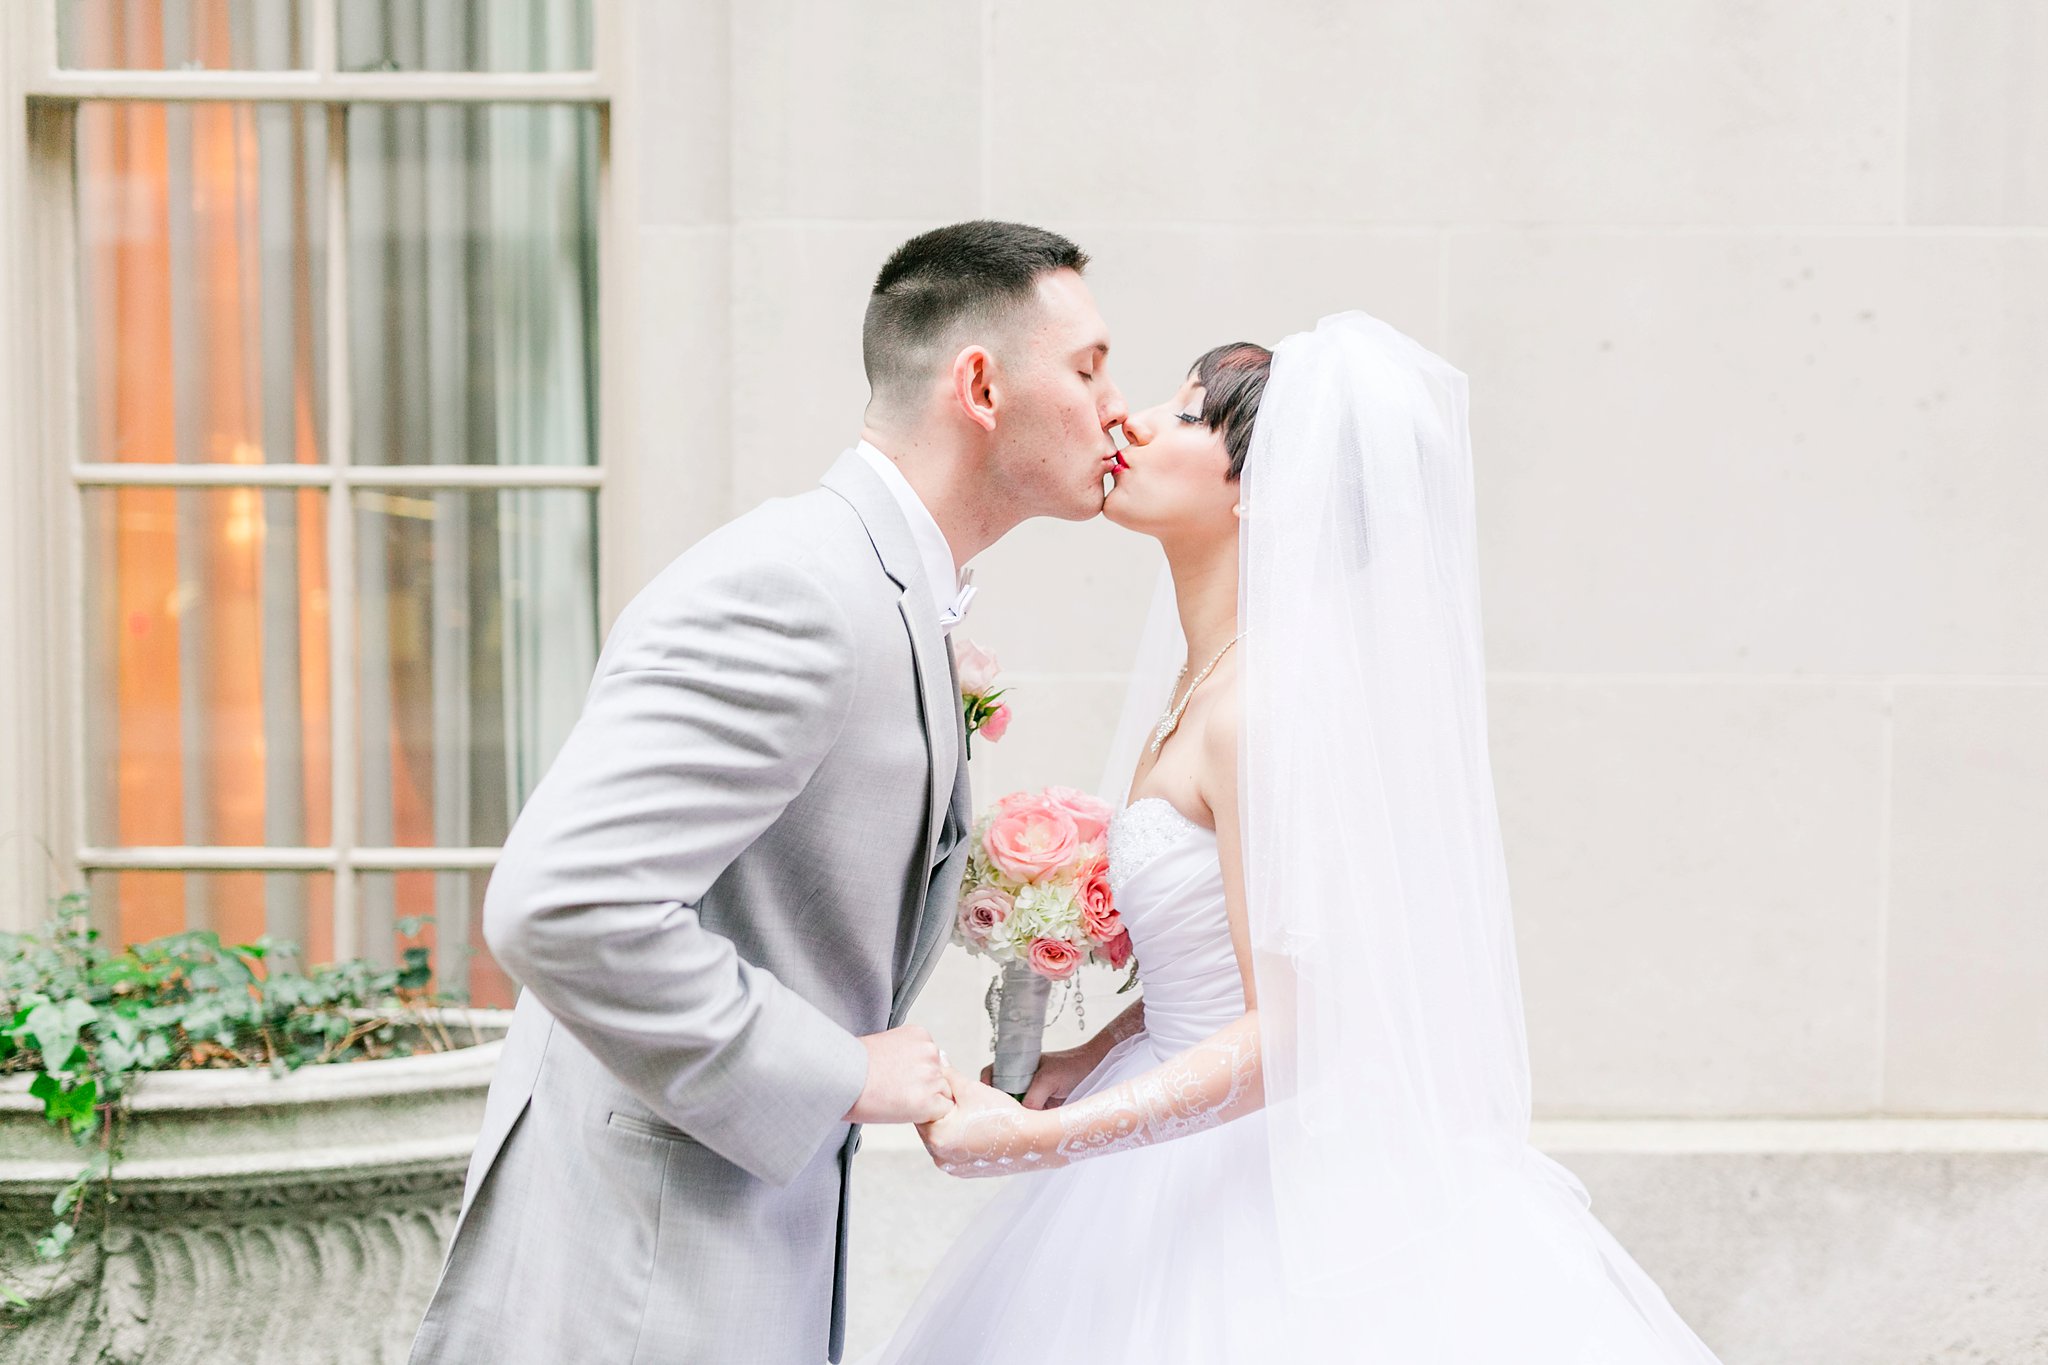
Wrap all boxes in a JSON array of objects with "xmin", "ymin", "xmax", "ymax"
[
  {"xmin": 396, "ymin": 946, "xmax": 433, "ymax": 993},
  {"xmin": 29, "ymin": 1074, "xmax": 98, "ymax": 1137},
  {"xmin": 35, "ymin": 1223, "xmax": 74, "ymax": 1260},
  {"xmin": 22, "ymin": 998, "xmax": 97, "ymax": 1075},
  {"xmin": 11, "ymin": 888, "xmax": 457, "ymax": 1265}
]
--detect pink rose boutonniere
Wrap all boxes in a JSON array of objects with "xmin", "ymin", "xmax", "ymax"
[{"xmin": 956, "ymin": 638, "xmax": 1010, "ymax": 758}]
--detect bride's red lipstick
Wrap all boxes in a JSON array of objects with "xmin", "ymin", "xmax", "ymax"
[{"xmin": 1107, "ymin": 422, "xmax": 1131, "ymax": 473}]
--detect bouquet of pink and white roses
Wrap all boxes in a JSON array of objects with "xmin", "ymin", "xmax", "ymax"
[
  {"xmin": 955, "ymin": 785, "xmax": 1133, "ymax": 975},
  {"xmin": 954, "ymin": 786, "xmax": 1134, "ymax": 1095}
]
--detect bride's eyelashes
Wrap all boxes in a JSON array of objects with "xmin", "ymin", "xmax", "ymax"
[{"xmin": 1176, "ymin": 412, "xmax": 1201, "ymax": 425}]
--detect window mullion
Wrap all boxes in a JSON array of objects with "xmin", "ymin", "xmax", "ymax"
[
  {"xmin": 325, "ymin": 100, "xmax": 357, "ymax": 961},
  {"xmin": 77, "ymin": 847, "xmax": 503, "ymax": 873},
  {"xmin": 72, "ymin": 462, "xmax": 601, "ymax": 488},
  {"xmin": 80, "ymin": 847, "xmax": 337, "ymax": 873},
  {"xmin": 30, "ymin": 0, "xmax": 57, "ymax": 78},
  {"xmin": 28, "ymin": 72, "xmax": 609, "ymax": 103},
  {"xmin": 591, "ymin": 0, "xmax": 618, "ymax": 88},
  {"xmin": 310, "ymin": 0, "xmax": 336, "ymax": 78}
]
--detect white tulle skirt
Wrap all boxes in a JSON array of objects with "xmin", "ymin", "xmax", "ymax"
[
  {"xmin": 856, "ymin": 1030, "xmax": 1287, "ymax": 1364},
  {"xmin": 859, "ymin": 1030, "xmax": 1726, "ymax": 1365}
]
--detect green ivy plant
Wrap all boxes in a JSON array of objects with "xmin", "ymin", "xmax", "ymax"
[{"xmin": 0, "ymin": 893, "xmax": 455, "ymax": 1276}]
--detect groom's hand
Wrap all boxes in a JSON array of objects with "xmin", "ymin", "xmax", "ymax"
[
  {"xmin": 917, "ymin": 1065, "xmax": 1038, "ymax": 1179},
  {"xmin": 844, "ymin": 1025, "xmax": 956, "ymax": 1125}
]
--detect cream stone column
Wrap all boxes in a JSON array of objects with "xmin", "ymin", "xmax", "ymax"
[
  {"xmin": 0, "ymin": 4, "xmax": 69, "ymax": 934},
  {"xmin": 605, "ymin": 0, "xmax": 735, "ymax": 622}
]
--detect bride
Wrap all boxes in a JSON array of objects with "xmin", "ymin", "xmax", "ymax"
[{"xmin": 865, "ymin": 313, "xmax": 1726, "ymax": 1363}]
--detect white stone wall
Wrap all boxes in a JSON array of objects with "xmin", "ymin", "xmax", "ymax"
[{"xmin": 626, "ymin": 0, "xmax": 2048, "ymax": 1122}]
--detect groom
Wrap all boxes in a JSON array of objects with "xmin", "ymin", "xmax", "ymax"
[{"xmin": 408, "ymin": 221, "xmax": 1128, "ymax": 1365}]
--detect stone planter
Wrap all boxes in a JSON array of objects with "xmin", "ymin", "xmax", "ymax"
[{"xmin": 0, "ymin": 1009, "xmax": 511, "ymax": 1365}]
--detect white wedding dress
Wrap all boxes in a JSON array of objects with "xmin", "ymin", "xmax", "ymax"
[
  {"xmin": 863, "ymin": 797, "xmax": 1290, "ymax": 1363},
  {"xmin": 865, "ymin": 796, "xmax": 1711, "ymax": 1364}
]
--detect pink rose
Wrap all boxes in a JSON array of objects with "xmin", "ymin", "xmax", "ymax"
[
  {"xmin": 1041, "ymin": 785, "xmax": 1112, "ymax": 845},
  {"xmin": 1103, "ymin": 929, "xmax": 1134, "ymax": 970},
  {"xmin": 957, "ymin": 885, "xmax": 1013, "ymax": 946},
  {"xmin": 982, "ymin": 795, "xmax": 1080, "ymax": 883},
  {"xmin": 955, "ymin": 638, "xmax": 1002, "ymax": 696},
  {"xmin": 977, "ymin": 702, "xmax": 1012, "ymax": 744},
  {"xmin": 1078, "ymin": 857, "xmax": 1120, "ymax": 941},
  {"xmin": 1028, "ymin": 937, "xmax": 1082, "ymax": 981}
]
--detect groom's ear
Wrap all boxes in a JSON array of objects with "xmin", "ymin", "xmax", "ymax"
[{"xmin": 951, "ymin": 345, "xmax": 999, "ymax": 433}]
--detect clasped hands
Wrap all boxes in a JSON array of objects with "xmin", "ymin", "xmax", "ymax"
[
  {"xmin": 844, "ymin": 1028, "xmax": 1103, "ymax": 1177},
  {"xmin": 841, "ymin": 1026, "xmax": 1024, "ymax": 1177}
]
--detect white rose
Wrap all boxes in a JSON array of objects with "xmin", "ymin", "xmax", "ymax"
[{"xmin": 955, "ymin": 638, "xmax": 1002, "ymax": 696}]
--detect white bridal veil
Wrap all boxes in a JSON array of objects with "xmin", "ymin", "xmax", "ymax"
[{"xmin": 1105, "ymin": 313, "xmax": 1723, "ymax": 1361}]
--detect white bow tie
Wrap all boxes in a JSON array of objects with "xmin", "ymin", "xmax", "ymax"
[{"xmin": 938, "ymin": 568, "xmax": 977, "ymax": 632}]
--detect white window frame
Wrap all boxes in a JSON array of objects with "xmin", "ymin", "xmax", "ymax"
[{"xmin": 0, "ymin": 0, "xmax": 639, "ymax": 967}]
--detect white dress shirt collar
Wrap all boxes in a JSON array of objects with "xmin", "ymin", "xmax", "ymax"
[{"xmin": 855, "ymin": 439, "xmax": 972, "ymax": 630}]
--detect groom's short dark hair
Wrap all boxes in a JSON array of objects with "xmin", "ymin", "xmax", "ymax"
[{"xmin": 864, "ymin": 221, "xmax": 1089, "ymax": 405}]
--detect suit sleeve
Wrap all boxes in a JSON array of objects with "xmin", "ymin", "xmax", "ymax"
[{"xmin": 482, "ymin": 558, "xmax": 871, "ymax": 1187}]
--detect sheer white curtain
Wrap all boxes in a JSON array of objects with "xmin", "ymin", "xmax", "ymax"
[
  {"xmin": 486, "ymin": 1, "xmax": 599, "ymax": 819},
  {"xmin": 342, "ymin": 0, "xmax": 598, "ymax": 985},
  {"xmin": 74, "ymin": 3, "xmax": 328, "ymax": 944},
  {"xmin": 69, "ymin": 0, "xmax": 595, "ymax": 980}
]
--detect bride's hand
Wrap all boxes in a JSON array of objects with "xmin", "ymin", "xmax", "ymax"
[
  {"xmin": 918, "ymin": 1066, "xmax": 1050, "ymax": 1179},
  {"xmin": 980, "ymin": 1044, "xmax": 1096, "ymax": 1110}
]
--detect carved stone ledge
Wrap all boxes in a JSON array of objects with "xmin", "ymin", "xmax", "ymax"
[{"xmin": 0, "ymin": 1010, "xmax": 510, "ymax": 1365}]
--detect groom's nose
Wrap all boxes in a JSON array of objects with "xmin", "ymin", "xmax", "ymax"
[{"xmin": 1099, "ymin": 382, "xmax": 1129, "ymax": 434}]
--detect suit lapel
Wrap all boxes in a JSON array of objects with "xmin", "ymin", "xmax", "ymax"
[
  {"xmin": 903, "ymin": 607, "xmax": 958, "ymax": 870},
  {"xmin": 893, "ymin": 646, "xmax": 974, "ymax": 1018},
  {"xmin": 820, "ymin": 452, "xmax": 960, "ymax": 1001}
]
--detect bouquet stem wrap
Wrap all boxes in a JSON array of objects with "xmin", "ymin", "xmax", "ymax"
[{"xmin": 990, "ymin": 959, "xmax": 1053, "ymax": 1096}]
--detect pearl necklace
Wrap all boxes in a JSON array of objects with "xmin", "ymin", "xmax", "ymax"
[{"xmin": 1149, "ymin": 631, "xmax": 1246, "ymax": 756}]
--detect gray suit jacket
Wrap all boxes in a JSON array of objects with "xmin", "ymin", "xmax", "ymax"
[{"xmin": 409, "ymin": 452, "xmax": 974, "ymax": 1365}]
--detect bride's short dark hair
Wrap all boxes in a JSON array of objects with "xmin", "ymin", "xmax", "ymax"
[{"xmin": 1190, "ymin": 342, "xmax": 1272, "ymax": 480}]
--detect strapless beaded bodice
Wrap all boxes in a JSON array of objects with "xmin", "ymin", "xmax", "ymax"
[{"xmin": 1104, "ymin": 799, "xmax": 1244, "ymax": 1050}]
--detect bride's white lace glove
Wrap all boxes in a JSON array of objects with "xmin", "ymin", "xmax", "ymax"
[{"xmin": 919, "ymin": 1012, "xmax": 1262, "ymax": 1178}]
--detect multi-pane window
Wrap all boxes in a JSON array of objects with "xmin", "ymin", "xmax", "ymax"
[{"xmin": 35, "ymin": 0, "xmax": 608, "ymax": 1005}]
